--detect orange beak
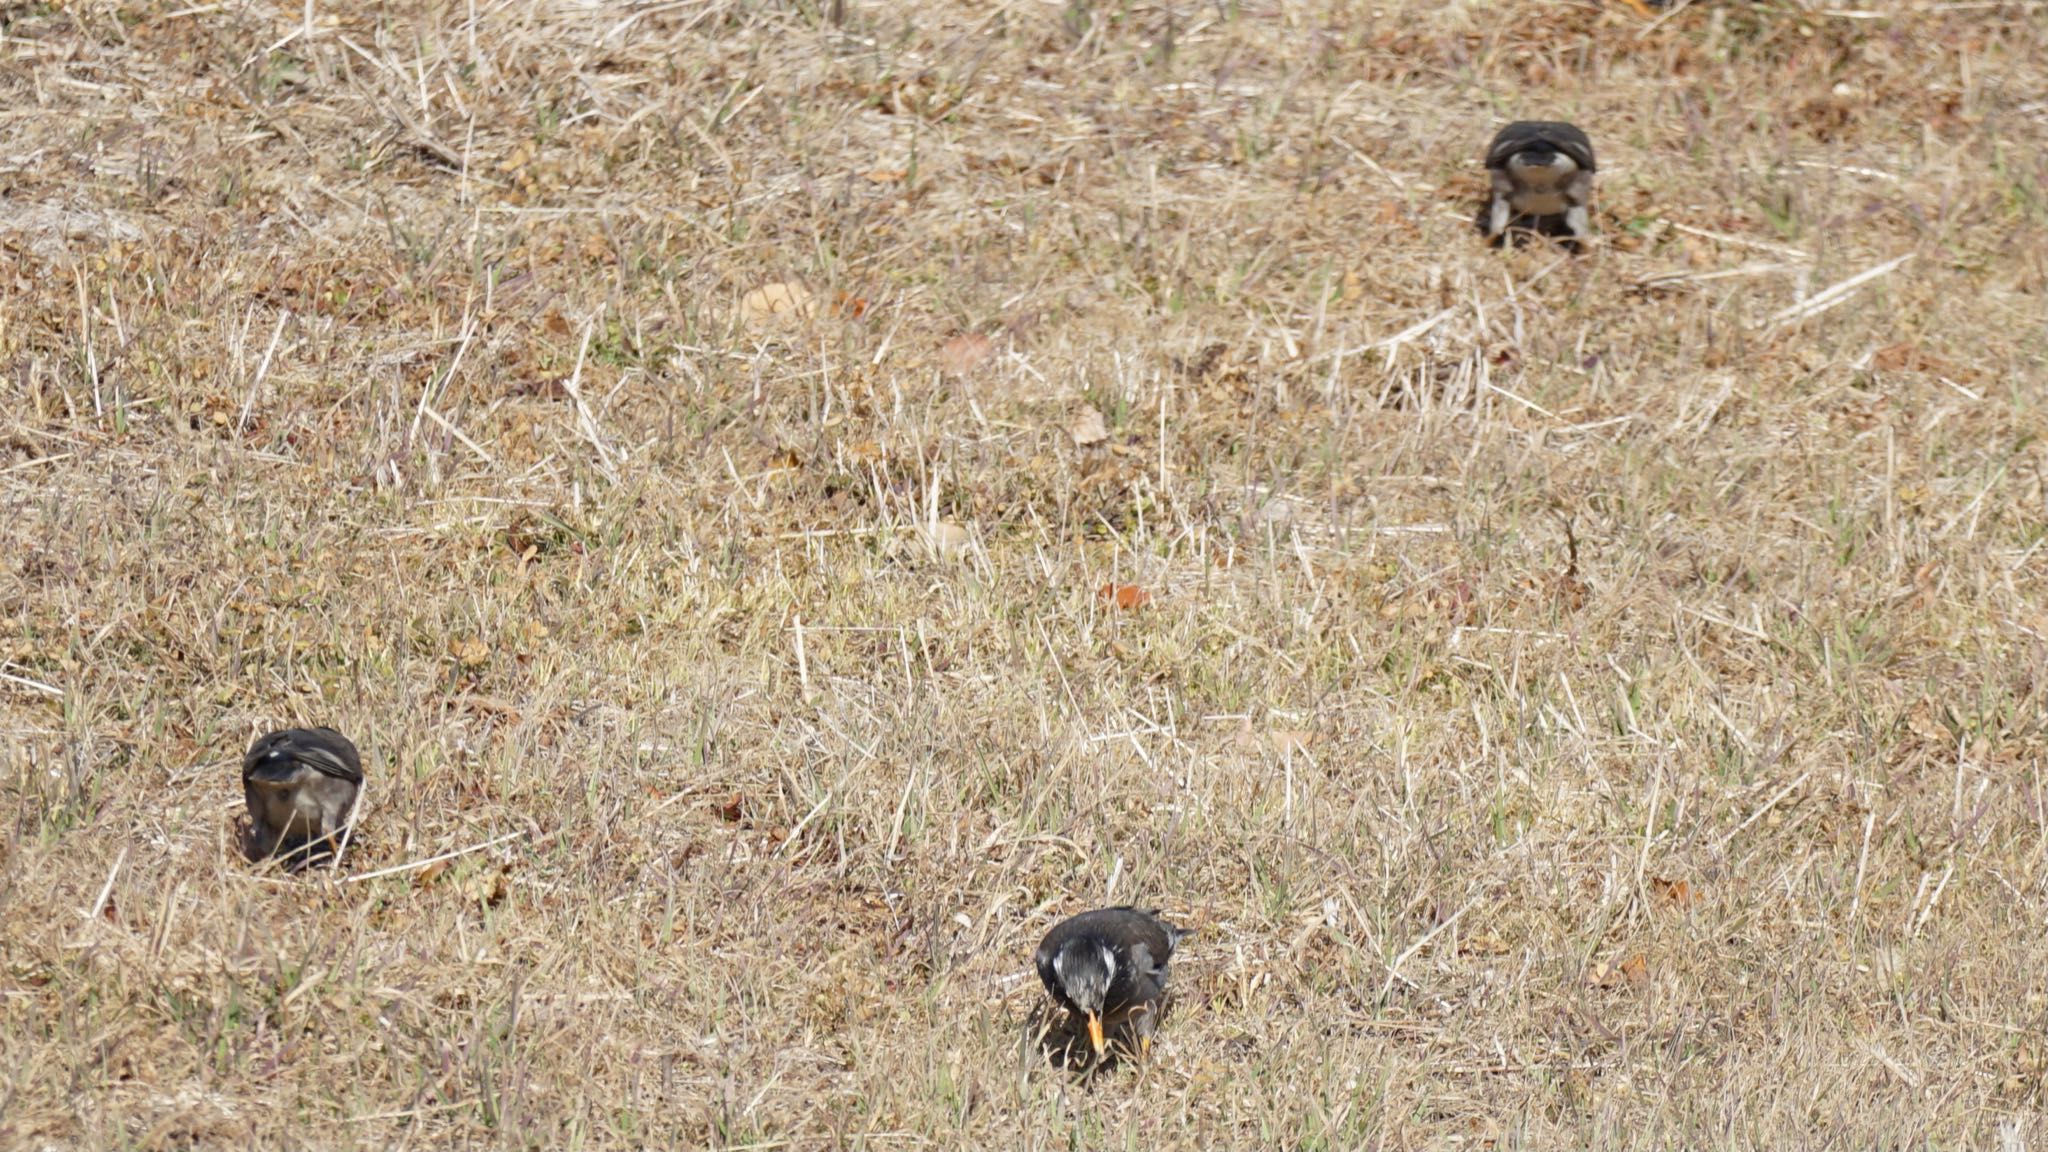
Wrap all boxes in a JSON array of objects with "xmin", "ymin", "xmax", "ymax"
[{"xmin": 1087, "ymin": 1013, "xmax": 1105, "ymax": 1057}]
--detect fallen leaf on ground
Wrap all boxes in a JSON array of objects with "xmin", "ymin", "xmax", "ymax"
[
  {"xmin": 939, "ymin": 332, "xmax": 994, "ymax": 376},
  {"xmin": 1651, "ymin": 877, "xmax": 1695, "ymax": 908},
  {"xmin": 1267, "ymin": 729, "xmax": 1313, "ymax": 754},
  {"xmin": 1235, "ymin": 720, "xmax": 1313, "ymax": 755},
  {"xmin": 462, "ymin": 864, "xmax": 511, "ymax": 908},
  {"xmin": 1069, "ymin": 406, "xmax": 1109, "ymax": 447},
  {"xmin": 1099, "ymin": 583, "xmax": 1150, "ymax": 610},
  {"xmin": 1589, "ymin": 952, "xmax": 1650, "ymax": 988},
  {"xmin": 926, "ymin": 520, "xmax": 971, "ymax": 560},
  {"xmin": 740, "ymin": 282, "xmax": 814, "ymax": 329},
  {"xmin": 1462, "ymin": 931, "xmax": 1511, "ymax": 956},
  {"xmin": 1904, "ymin": 700, "xmax": 1950, "ymax": 745},
  {"xmin": 712, "ymin": 793, "xmax": 745, "ymax": 823}
]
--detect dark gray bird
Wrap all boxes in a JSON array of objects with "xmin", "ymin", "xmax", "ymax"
[
  {"xmin": 242, "ymin": 727, "xmax": 363, "ymax": 869},
  {"xmin": 1480, "ymin": 120, "xmax": 1596, "ymax": 251},
  {"xmin": 1035, "ymin": 906, "xmax": 1184, "ymax": 1061}
]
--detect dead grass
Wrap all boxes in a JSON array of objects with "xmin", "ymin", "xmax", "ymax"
[{"xmin": 4, "ymin": 0, "xmax": 2048, "ymax": 1146}]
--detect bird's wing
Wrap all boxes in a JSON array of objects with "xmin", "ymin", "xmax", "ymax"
[
  {"xmin": 292, "ymin": 747, "xmax": 362, "ymax": 781},
  {"xmin": 1485, "ymin": 123, "xmax": 1545, "ymax": 167},
  {"xmin": 1486, "ymin": 122, "xmax": 1595, "ymax": 172},
  {"xmin": 286, "ymin": 731, "xmax": 364, "ymax": 781},
  {"xmin": 1129, "ymin": 942, "xmax": 1169, "ymax": 986},
  {"xmin": 1552, "ymin": 126, "xmax": 1595, "ymax": 171}
]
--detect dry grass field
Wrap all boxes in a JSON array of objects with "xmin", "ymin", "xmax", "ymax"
[{"xmin": 4, "ymin": 0, "xmax": 2048, "ymax": 1146}]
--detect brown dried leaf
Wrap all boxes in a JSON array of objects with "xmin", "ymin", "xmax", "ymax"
[
  {"xmin": 939, "ymin": 332, "xmax": 994, "ymax": 377},
  {"xmin": 926, "ymin": 520, "xmax": 971, "ymax": 560},
  {"xmin": 713, "ymin": 793, "xmax": 745, "ymax": 823},
  {"xmin": 1590, "ymin": 952, "xmax": 1650, "ymax": 988},
  {"xmin": 450, "ymin": 636, "xmax": 490, "ymax": 669},
  {"xmin": 1232, "ymin": 720, "xmax": 1309, "ymax": 755},
  {"xmin": 1099, "ymin": 583, "xmax": 1151, "ymax": 610},
  {"xmin": 1905, "ymin": 700, "xmax": 1951, "ymax": 746},
  {"xmin": 462, "ymin": 864, "xmax": 510, "ymax": 908},
  {"xmin": 1874, "ymin": 342, "xmax": 1918, "ymax": 373},
  {"xmin": 739, "ymin": 282, "xmax": 815, "ymax": 330},
  {"xmin": 1462, "ymin": 931, "xmax": 1511, "ymax": 956},
  {"xmin": 1069, "ymin": 406, "xmax": 1109, "ymax": 447},
  {"xmin": 831, "ymin": 290, "xmax": 869, "ymax": 320},
  {"xmin": 1651, "ymin": 877, "xmax": 1695, "ymax": 909},
  {"xmin": 1267, "ymin": 729, "xmax": 1313, "ymax": 755}
]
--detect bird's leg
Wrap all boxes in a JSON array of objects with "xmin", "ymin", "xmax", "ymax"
[
  {"xmin": 1487, "ymin": 196, "xmax": 1511, "ymax": 240},
  {"xmin": 1565, "ymin": 204, "xmax": 1591, "ymax": 248}
]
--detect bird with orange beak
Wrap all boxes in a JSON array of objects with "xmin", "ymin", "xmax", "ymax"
[{"xmin": 1034, "ymin": 907, "xmax": 1183, "ymax": 1063}]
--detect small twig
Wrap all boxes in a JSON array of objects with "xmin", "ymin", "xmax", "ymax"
[
  {"xmin": 329, "ymin": 778, "xmax": 367, "ymax": 873},
  {"xmin": 236, "ymin": 310, "xmax": 289, "ymax": 437},
  {"xmin": 1762, "ymin": 252, "xmax": 1915, "ymax": 329},
  {"xmin": 1847, "ymin": 808, "xmax": 1877, "ymax": 922},
  {"xmin": 87, "ymin": 845, "xmax": 128, "ymax": 921},
  {"xmin": 0, "ymin": 452, "xmax": 73, "ymax": 476},
  {"xmin": 1635, "ymin": 262, "xmax": 1805, "ymax": 289},
  {"xmin": 1715, "ymin": 769, "xmax": 1813, "ymax": 852},
  {"xmin": 1312, "ymin": 307, "xmax": 1456, "ymax": 364},
  {"xmin": 0, "ymin": 666, "xmax": 63, "ymax": 698},
  {"xmin": 1679, "ymin": 604, "xmax": 1787, "ymax": 650},
  {"xmin": 776, "ymin": 790, "xmax": 833, "ymax": 857},
  {"xmin": 1634, "ymin": 0, "xmax": 1694, "ymax": 36},
  {"xmin": 1378, "ymin": 894, "xmax": 1479, "ymax": 1003},
  {"xmin": 388, "ymin": 104, "xmax": 467, "ymax": 174},
  {"xmin": 791, "ymin": 612, "xmax": 811, "ymax": 697},
  {"xmin": 341, "ymin": 828, "xmax": 532, "ymax": 884},
  {"xmin": 883, "ymin": 764, "xmax": 918, "ymax": 863},
  {"xmin": 408, "ymin": 309, "xmax": 477, "ymax": 446},
  {"xmin": 1635, "ymin": 768, "xmax": 1662, "ymax": 899},
  {"xmin": 1666, "ymin": 221, "xmax": 1812, "ymax": 262},
  {"xmin": 421, "ymin": 405, "xmax": 496, "ymax": 467},
  {"xmin": 1911, "ymin": 858, "xmax": 1955, "ymax": 937},
  {"xmin": 559, "ymin": 318, "xmax": 620, "ymax": 483},
  {"xmin": 1867, "ymin": 1042, "xmax": 1922, "ymax": 1089}
]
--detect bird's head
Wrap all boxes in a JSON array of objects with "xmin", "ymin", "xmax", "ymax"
[{"xmin": 1051, "ymin": 940, "xmax": 1118, "ymax": 1056}]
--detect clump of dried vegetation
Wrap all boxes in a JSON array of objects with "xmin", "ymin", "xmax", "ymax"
[{"xmin": 4, "ymin": 0, "xmax": 2048, "ymax": 1146}]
